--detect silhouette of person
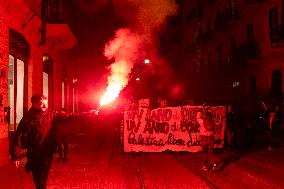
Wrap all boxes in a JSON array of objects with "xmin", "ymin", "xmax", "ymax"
[
  {"xmin": 12, "ymin": 94, "xmax": 58, "ymax": 189},
  {"xmin": 55, "ymin": 108, "xmax": 69, "ymax": 162},
  {"xmin": 197, "ymin": 105, "xmax": 217, "ymax": 171}
]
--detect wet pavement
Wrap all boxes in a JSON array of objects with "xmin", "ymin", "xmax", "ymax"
[{"xmin": 0, "ymin": 124, "xmax": 284, "ymax": 189}]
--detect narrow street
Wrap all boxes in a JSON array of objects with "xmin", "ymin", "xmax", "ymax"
[{"xmin": 0, "ymin": 119, "xmax": 284, "ymax": 189}]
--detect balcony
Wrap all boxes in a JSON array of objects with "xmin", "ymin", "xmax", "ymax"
[
  {"xmin": 25, "ymin": 0, "xmax": 65, "ymax": 24},
  {"xmin": 46, "ymin": 23, "xmax": 77, "ymax": 50},
  {"xmin": 24, "ymin": 0, "xmax": 76, "ymax": 49},
  {"xmin": 270, "ymin": 25, "xmax": 284, "ymax": 48},
  {"xmin": 45, "ymin": 0, "xmax": 65, "ymax": 24}
]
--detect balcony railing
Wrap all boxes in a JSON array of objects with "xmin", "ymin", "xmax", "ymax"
[
  {"xmin": 270, "ymin": 25, "xmax": 284, "ymax": 47},
  {"xmin": 44, "ymin": 0, "xmax": 65, "ymax": 24}
]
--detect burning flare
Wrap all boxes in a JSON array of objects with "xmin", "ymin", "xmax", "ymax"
[
  {"xmin": 99, "ymin": 83, "xmax": 121, "ymax": 106},
  {"xmin": 99, "ymin": 0, "xmax": 177, "ymax": 106},
  {"xmin": 100, "ymin": 60, "xmax": 130, "ymax": 106},
  {"xmin": 99, "ymin": 29, "xmax": 141, "ymax": 106}
]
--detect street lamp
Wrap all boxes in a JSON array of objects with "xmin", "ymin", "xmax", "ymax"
[
  {"xmin": 72, "ymin": 78, "xmax": 78, "ymax": 84},
  {"xmin": 144, "ymin": 59, "xmax": 150, "ymax": 64}
]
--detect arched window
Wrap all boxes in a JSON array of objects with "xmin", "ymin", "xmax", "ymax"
[{"xmin": 8, "ymin": 29, "xmax": 30, "ymax": 131}]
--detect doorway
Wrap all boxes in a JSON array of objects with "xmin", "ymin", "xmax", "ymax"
[{"xmin": 8, "ymin": 29, "xmax": 30, "ymax": 132}]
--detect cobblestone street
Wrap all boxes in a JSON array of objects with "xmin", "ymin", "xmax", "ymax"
[{"xmin": 0, "ymin": 125, "xmax": 284, "ymax": 189}]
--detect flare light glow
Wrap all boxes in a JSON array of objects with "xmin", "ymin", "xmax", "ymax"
[{"xmin": 99, "ymin": 60, "xmax": 129, "ymax": 106}]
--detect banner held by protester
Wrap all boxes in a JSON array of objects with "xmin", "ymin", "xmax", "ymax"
[{"xmin": 124, "ymin": 105, "xmax": 226, "ymax": 152}]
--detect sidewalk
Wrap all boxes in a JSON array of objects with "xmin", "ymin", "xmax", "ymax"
[
  {"xmin": 0, "ymin": 133, "xmax": 283, "ymax": 189},
  {"xmin": 0, "ymin": 138, "xmax": 10, "ymax": 165}
]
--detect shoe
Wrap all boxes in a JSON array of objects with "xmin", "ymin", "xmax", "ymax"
[{"xmin": 202, "ymin": 165, "xmax": 209, "ymax": 171}]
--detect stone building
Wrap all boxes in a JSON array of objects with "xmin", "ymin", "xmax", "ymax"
[
  {"xmin": 164, "ymin": 0, "xmax": 284, "ymax": 110},
  {"xmin": 0, "ymin": 0, "xmax": 77, "ymax": 145}
]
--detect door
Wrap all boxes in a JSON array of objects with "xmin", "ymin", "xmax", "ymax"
[{"xmin": 9, "ymin": 29, "xmax": 29, "ymax": 131}]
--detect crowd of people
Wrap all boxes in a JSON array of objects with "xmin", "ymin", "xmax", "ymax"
[
  {"xmin": 224, "ymin": 101, "xmax": 283, "ymax": 152},
  {"xmin": 196, "ymin": 100, "xmax": 283, "ymax": 172},
  {"xmin": 10, "ymin": 94, "xmax": 122, "ymax": 189},
  {"xmin": 10, "ymin": 94, "xmax": 283, "ymax": 188}
]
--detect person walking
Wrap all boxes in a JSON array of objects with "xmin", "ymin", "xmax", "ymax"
[
  {"xmin": 197, "ymin": 105, "xmax": 217, "ymax": 171},
  {"xmin": 55, "ymin": 108, "xmax": 69, "ymax": 162},
  {"xmin": 226, "ymin": 105, "xmax": 236, "ymax": 151},
  {"xmin": 268, "ymin": 105, "xmax": 281, "ymax": 150},
  {"xmin": 11, "ymin": 94, "xmax": 58, "ymax": 189}
]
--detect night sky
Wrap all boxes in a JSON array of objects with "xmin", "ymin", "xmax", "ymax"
[
  {"xmin": 64, "ymin": 0, "xmax": 180, "ymax": 108},
  {"xmin": 64, "ymin": 0, "xmax": 126, "ymax": 107}
]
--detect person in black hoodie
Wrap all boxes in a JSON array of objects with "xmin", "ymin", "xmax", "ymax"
[
  {"xmin": 11, "ymin": 94, "xmax": 57, "ymax": 189},
  {"xmin": 55, "ymin": 108, "xmax": 69, "ymax": 162}
]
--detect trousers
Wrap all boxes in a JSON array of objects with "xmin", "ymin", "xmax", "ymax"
[{"xmin": 29, "ymin": 154, "xmax": 53, "ymax": 189}]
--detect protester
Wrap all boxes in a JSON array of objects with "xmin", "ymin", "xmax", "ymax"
[
  {"xmin": 197, "ymin": 105, "xmax": 217, "ymax": 171},
  {"xmin": 267, "ymin": 105, "xmax": 281, "ymax": 150},
  {"xmin": 55, "ymin": 108, "xmax": 69, "ymax": 162},
  {"xmin": 225, "ymin": 105, "xmax": 236, "ymax": 151},
  {"xmin": 11, "ymin": 94, "xmax": 62, "ymax": 189}
]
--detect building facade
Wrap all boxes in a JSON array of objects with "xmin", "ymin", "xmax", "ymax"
[
  {"xmin": 163, "ymin": 0, "xmax": 284, "ymax": 111},
  {"xmin": 0, "ymin": 0, "xmax": 77, "ymax": 145}
]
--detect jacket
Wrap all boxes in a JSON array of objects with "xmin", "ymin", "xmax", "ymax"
[{"xmin": 11, "ymin": 107, "xmax": 57, "ymax": 160}]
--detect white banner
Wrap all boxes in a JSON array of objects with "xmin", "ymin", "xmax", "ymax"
[{"xmin": 124, "ymin": 106, "xmax": 226, "ymax": 152}]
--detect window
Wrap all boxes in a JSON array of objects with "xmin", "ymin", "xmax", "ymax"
[
  {"xmin": 232, "ymin": 81, "xmax": 240, "ymax": 88},
  {"xmin": 62, "ymin": 81, "xmax": 65, "ymax": 108},
  {"xmin": 229, "ymin": 35, "xmax": 238, "ymax": 64},
  {"xmin": 9, "ymin": 56, "xmax": 26, "ymax": 128},
  {"xmin": 246, "ymin": 22, "xmax": 259, "ymax": 59},
  {"xmin": 247, "ymin": 23, "xmax": 254, "ymax": 44},
  {"xmin": 207, "ymin": 19, "xmax": 211, "ymax": 34},
  {"xmin": 72, "ymin": 88, "xmax": 76, "ymax": 113},
  {"xmin": 269, "ymin": 6, "xmax": 279, "ymax": 45},
  {"xmin": 230, "ymin": 0, "xmax": 236, "ymax": 17},
  {"xmin": 197, "ymin": 0, "xmax": 203, "ymax": 16},
  {"xmin": 271, "ymin": 69, "xmax": 282, "ymax": 98},
  {"xmin": 45, "ymin": 0, "xmax": 65, "ymax": 23},
  {"xmin": 72, "ymin": 78, "xmax": 78, "ymax": 113},
  {"xmin": 9, "ymin": 29, "xmax": 29, "ymax": 131},
  {"xmin": 43, "ymin": 54, "xmax": 53, "ymax": 108},
  {"xmin": 43, "ymin": 72, "xmax": 49, "ymax": 106}
]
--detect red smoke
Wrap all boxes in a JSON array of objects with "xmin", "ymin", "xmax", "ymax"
[{"xmin": 100, "ymin": 0, "xmax": 177, "ymax": 106}]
